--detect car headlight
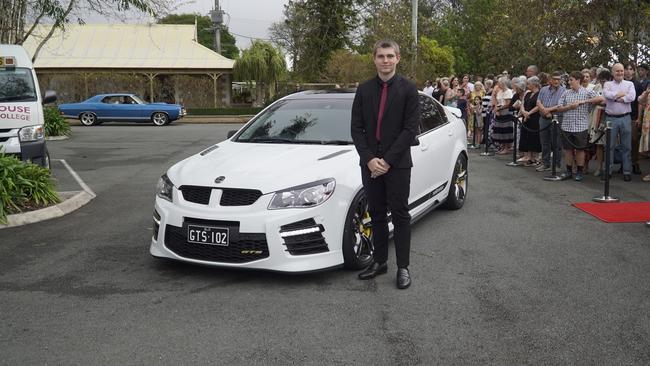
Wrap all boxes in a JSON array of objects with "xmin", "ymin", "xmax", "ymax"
[
  {"xmin": 156, "ymin": 174, "xmax": 174, "ymax": 202},
  {"xmin": 19, "ymin": 125, "xmax": 44, "ymax": 142},
  {"xmin": 268, "ymin": 179, "xmax": 335, "ymax": 209}
]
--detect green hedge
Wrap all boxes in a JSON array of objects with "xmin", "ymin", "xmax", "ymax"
[
  {"xmin": 45, "ymin": 107, "xmax": 70, "ymax": 136},
  {"xmin": 187, "ymin": 107, "xmax": 263, "ymax": 116},
  {"xmin": 0, "ymin": 154, "xmax": 60, "ymax": 224}
]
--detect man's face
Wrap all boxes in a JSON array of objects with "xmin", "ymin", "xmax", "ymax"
[
  {"xmin": 526, "ymin": 67, "xmax": 535, "ymax": 77},
  {"xmin": 624, "ymin": 65, "xmax": 635, "ymax": 80},
  {"xmin": 569, "ymin": 76, "xmax": 581, "ymax": 90},
  {"xmin": 612, "ymin": 64, "xmax": 625, "ymax": 81},
  {"xmin": 639, "ymin": 67, "xmax": 648, "ymax": 79},
  {"xmin": 550, "ymin": 76, "xmax": 561, "ymax": 88},
  {"xmin": 373, "ymin": 47, "xmax": 400, "ymax": 76}
]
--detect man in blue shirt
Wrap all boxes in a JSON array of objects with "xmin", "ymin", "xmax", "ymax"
[{"xmin": 536, "ymin": 71, "xmax": 566, "ymax": 171}]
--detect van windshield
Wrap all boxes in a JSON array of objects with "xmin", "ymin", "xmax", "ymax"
[{"xmin": 0, "ymin": 67, "xmax": 37, "ymax": 102}]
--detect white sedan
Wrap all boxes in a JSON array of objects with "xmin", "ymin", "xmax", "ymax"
[{"xmin": 151, "ymin": 90, "xmax": 468, "ymax": 272}]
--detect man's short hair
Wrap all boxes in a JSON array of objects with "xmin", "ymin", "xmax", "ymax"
[
  {"xmin": 373, "ymin": 39, "xmax": 400, "ymax": 56},
  {"xmin": 639, "ymin": 64, "xmax": 649, "ymax": 71},
  {"xmin": 527, "ymin": 65, "xmax": 539, "ymax": 74},
  {"xmin": 597, "ymin": 69, "xmax": 612, "ymax": 81},
  {"xmin": 551, "ymin": 71, "xmax": 562, "ymax": 78},
  {"xmin": 569, "ymin": 71, "xmax": 583, "ymax": 81}
]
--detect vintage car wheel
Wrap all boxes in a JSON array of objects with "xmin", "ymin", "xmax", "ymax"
[
  {"xmin": 342, "ymin": 190, "xmax": 374, "ymax": 269},
  {"xmin": 151, "ymin": 112, "xmax": 169, "ymax": 126},
  {"xmin": 79, "ymin": 112, "xmax": 97, "ymax": 126},
  {"xmin": 443, "ymin": 153, "xmax": 468, "ymax": 210}
]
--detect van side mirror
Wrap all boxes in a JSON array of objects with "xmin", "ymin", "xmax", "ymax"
[
  {"xmin": 43, "ymin": 90, "xmax": 57, "ymax": 104},
  {"xmin": 227, "ymin": 130, "xmax": 238, "ymax": 139}
]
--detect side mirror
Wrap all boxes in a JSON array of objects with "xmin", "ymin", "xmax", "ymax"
[
  {"xmin": 227, "ymin": 130, "xmax": 238, "ymax": 139},
  {"xmin": 43, "ymin": 90, "xmax": 57, "ymax": 104}
]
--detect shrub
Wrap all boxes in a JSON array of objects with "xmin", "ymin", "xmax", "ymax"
[
  {"xmin": 0, "ymin": 154, "xmax": 60, "ymax": 224},
  {"xmin": 44, "ymin": 107, "xmax": 70, "ymax": 137}
]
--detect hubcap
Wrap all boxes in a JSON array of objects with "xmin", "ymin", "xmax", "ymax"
[
  {"xmin": 81, "ymin": 113, "xmax": 94, "ymax": 125},
  {"xmin": 454, "ymin": 160, "xmax": 467, "ymax": 201},
  {"xmin": 153, "ymin": 113, "xmax": 166, "ymax": 125},
  {"xmin": 351, "ymin": 197, "xmax": 373, "ymax": 261}
]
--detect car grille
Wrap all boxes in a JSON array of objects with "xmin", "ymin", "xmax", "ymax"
[
  {"xmin": 179, "ymin": 186, "xmax": 263, "ymax": 206},
  {"xmin": 220, "ymin": 188, "xmax": 263, "ymax": 206},
  {"xmin": 179, "ymin": 186, "xmax": 212, "ymax": 204},
  {"xmin": 164, "ymin": 219, "xmax": 269, "ymax": 263},
  {"xmin": 280, "ymin": 218, "xmax": 329, "ymax": 255}
]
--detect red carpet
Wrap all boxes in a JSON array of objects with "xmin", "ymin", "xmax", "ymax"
[{"xmin": 573, "ymin": 202, "xmax": 650, "ymax": 223}]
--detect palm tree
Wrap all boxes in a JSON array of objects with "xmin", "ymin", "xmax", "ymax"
[{"xmin": 234, "ymin": 41, "xmax": 286, "ymax": 107}]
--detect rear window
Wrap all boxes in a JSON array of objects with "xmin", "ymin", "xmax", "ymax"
[{"xmin": 0, "ymin": 67, "xmax": 37, "ymax": 102}]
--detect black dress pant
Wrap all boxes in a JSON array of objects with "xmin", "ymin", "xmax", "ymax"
[{"xmin": 360, "ymin": 165, "xmax": 411, "ymax": 268}]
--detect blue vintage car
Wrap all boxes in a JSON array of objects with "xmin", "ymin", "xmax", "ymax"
[{"xmin": 58, "ymin": 93, "xmax": 186, "ymax": 126}]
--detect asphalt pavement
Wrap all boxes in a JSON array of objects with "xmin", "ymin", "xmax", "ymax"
[{"xmin": 1, "ymin": 124, "xmax": 648, "ymax": 365}]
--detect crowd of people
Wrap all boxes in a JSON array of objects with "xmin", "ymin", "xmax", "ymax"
[{"xmin": 423, "ymin": 63, "xmax": 650, "ymax": 182}]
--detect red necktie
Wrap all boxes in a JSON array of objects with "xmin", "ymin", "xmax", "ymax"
[{"xmin": 376, "ymin": 82, "xmax": 388, "ymax": 141}]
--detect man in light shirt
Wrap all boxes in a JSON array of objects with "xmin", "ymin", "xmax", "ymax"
[
  {"xmin": 602, "ymin": 63, "xmax": 637, "ymax": 181},
  {"xmin": 422, "ymin": 80, "xmax": 434, "ymax": 96}
]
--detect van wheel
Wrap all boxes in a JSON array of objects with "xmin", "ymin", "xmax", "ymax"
[
  {"xmin": 342, "ymin": 190, "xmax": 374, "ymax": 269},
  {"xmin": 443, "ymin": 153, "xmax": 468, "ymax": 210},
  {"xmin": 42, "ymin": 148, "xmax": 51, "ymax": 170},
  {"xmin": 152, "ymin": 112, "xmax": 169, "ymax": 126},
  {"xmin": 79, "ymin": 112, "xmax": 97, "ymax": 126}
]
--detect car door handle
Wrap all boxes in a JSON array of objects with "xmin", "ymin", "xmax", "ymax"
[
  {"xmin": 448, "ymin": 130, "xmax": 453, "ymax": 136},
  {"xmin": 420, "ymin": 144, "xmax": 428, "ymax": 151}
]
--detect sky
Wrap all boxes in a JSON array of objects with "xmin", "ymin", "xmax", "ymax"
[
  {"xmin": 117, "ymin": 0, "xmax": 291, "ymax": 50},
  {"xmin": 170, "ymin": 0, "xmax": 290, "ymax": 48}
]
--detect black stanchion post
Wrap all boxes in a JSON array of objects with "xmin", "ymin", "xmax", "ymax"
[
  {"xmin": 593, "ymin": 120, "xmax": 619, "ymax": 203},
  {"xmin": 544, "ymin": 115, "xmax": 562, "ymax": 181},
  {"xmin": 480, "ymin": 112, "xmax": 494, "ymax": 156},
  {"xmin": 506, "ymin": 113, "xmax": 521, "ymax": 166}
]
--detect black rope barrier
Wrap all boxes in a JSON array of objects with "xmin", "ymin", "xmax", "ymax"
[{"xmin": 480, "ymin": 112, "xmax": 494, "ymax": 156}]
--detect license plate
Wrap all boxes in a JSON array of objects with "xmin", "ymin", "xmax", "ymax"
[{"xmin": 187, "ymin": 225, "xmax": 229, "ymax": 246}]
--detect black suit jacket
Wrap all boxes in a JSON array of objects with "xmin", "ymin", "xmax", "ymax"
[{"xmin": 351, "ymin": 74, "xmax": 420, "ymax": 168}]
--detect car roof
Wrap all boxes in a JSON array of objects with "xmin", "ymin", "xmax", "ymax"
[
  {"xmin": 281, "ymin": 89, "xmax": 431, "ymax": 101},
  {"xmin": 96, "ymin": 93, "xmax": 136, "ymax": 98},
  {"xmin": 282, "ymin": 89, "xmax": 357, "ymax": 100}
]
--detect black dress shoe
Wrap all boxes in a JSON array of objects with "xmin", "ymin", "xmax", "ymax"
[
  {"xmin": 632, "ymin": 164, "xmax": 642, "ymax": 175},
  {"xmin": 358, "ymin": 262, "xmax": 387, "ymax": 280},
  {"xmin": 623, "ymin": 174, "xmax": 632, "ymax": 182},
  {"xmin": 396, "ymin": 268, "xmax": 411, "ymax": 289}
]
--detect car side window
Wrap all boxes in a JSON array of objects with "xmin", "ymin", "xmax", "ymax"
[
  {"xmin": 420, "ymin": 95, "xmax": 438, "ymax": 133},
  {"xmin": 419, "ymin": 94, "xmax": 447, "ymax": 133}
]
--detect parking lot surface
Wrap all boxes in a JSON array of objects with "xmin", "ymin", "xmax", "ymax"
[{"xmin": 1, "ymin": 124, "xmax": 649, "ymax": 365}]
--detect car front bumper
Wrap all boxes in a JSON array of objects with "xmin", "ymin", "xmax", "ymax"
[{"xmin": 150, "ymin": 191, "xmax": 348, "ymax": 272}]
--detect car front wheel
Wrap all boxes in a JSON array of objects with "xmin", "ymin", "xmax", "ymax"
[
  {"xmin": 443, "ymin": 153, "xmax": 468, "ymax": 210},
  {"xmin": 151, "ymin": 112, "xmax": 169, "ymax": 126},
  {"xmin": 342, "ymin": 190, "xmax": 374, "ymax": 269},
  {"xmin": 79, "ymin": 112, "xmax": 97, "ymax": 126}
]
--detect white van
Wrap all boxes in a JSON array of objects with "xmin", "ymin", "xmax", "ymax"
[{"xmin": 0, "ymin": 44, "xmax": 56, "ymax": 168}]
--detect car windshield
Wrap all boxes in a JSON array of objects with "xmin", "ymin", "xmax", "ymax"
[
  {"xmin": 0, "ymin": 68, "xmax": 37, "ymax": 102},
  {"xmin": 131, "ymin": 95, "xmax": 145, "ymax": 104},
  {"xmin": 236, "ymin": 98, "xmax": 353, "ymax": 144}
]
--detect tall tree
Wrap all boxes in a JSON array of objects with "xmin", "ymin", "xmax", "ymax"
[
  {"xmin": 158, "ymin": 13, "xmax": 239, "ymax": 59},
  {"xmin": 269, "ymin": 0, "xmax": 360, "ymax": 82},
  {"xmin": 233, "ymin": 41, "xmax": 286, "ymax": 107}
]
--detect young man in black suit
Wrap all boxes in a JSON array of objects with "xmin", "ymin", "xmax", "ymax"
[{"xmin": 350, "ymin": 39, "xmax": 420, "ymax": 289}]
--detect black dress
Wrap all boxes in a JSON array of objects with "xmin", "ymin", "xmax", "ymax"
[{"xmin": 519, "ymin": 91, "xmax": 541, "ymax": 152}]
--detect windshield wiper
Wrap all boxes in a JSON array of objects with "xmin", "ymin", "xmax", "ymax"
[
  {"xmin": 319, "ymin": 140, "xmax": 353, "ymax": 145},
  {"xmin": 239, "ymin": 137, "xmax": 297, "ymax": 143},
  {"xmin": 0, "ymin": 94, "xmax": 37, "ymax": 102}
]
